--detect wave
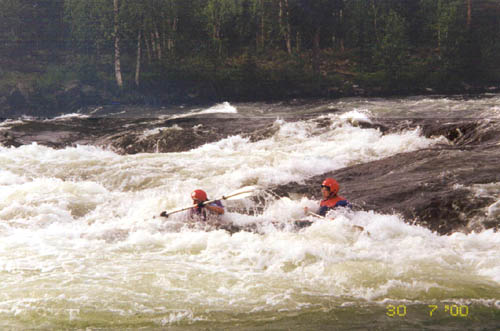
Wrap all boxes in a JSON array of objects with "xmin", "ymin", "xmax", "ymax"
[
  {"xmin": 169, "ymin": 102, "xmax": 238, "ymax": 120},
  {"xmin": 1, "ymin": 96, "xmax": 499, "ymax": 328}
]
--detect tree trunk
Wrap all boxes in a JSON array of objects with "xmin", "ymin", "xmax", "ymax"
[
  {"xmin": 151, "ymin": 32, "xmax": 157, "ymax": 59},
  {"xmin": 260, "ymin": 0, "xmax": 265, "ymax": 50},
  {"xmin": 113, "ymin": 0, "xmax": 123, "ymax": 88},
  {"xmin": 296, "ymin": 31, "xmax": 301, "ymax": 53},
  {"xmin": 135, "ymin": 30, "xmax": 141, "ymax": 87},
  {"xmin": 339, "ymin": 8, "xmax": 345, "ymax": 52},
  {"xmin": 312, "ymin": 27, "xmax": 321, "ymax": 74},
  {"xmin": 213, "ymin": 21, "xmax": 222, "ymax": 55},
  {"xmin": 144, "ymin": 21, "xmax": 152, "ymax": 63},
  {"xmin": 466, "ymin": 0, "xmax": 472, "ymax": 30},
  {"xmin": 371, "ymin": 0, "xmax": 379, "ymax": 42},
  {"xmin": 167, "ymin": 17, "xmax": 178, "ymax": 52},
  {"xmin": 279, "ymin": 0, "xmax": 284, "ymax": 39},
  {"xmin": 155, "ymin": 26, "xmax": 162, "ymax": 60},
  {"xmin": 280, "ymin": 0, "xmax": 292, "ymax": 54},
  {"xmin": 285, "ymin": 22, "xmax": 292, "ymax": 54}
]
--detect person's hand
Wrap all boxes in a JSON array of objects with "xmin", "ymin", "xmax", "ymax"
[
  {"xmin": 304, "ymin": 206, "xmax": 309, "ymax": 214},
  {"xmin": 160, "ymin": 211, "xmax": 168, "ymax": 218},
  {"xmin": 197, "ymin": 202, "xmax": 204, "ymax": 209}
]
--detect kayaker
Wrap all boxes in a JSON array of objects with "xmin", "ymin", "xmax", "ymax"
[
  {"xmin": 188, "ymin": 189, "xmax": 224, "ymax": 222},
  {"xmin": 159, "ymin": 189, "xmax": 224, "ymax": 221},
  {"xmin": 304, "ymin": 178, "xmax": 351, "ymax": 216}
]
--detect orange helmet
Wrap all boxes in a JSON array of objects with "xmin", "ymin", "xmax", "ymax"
[
  {"xmin": 191, "ymin": 189, "xmax": 207, "ymax": 201},
  {"xmin": 321, "ymin": 178, "xmax": 339, "ymax": 195}
]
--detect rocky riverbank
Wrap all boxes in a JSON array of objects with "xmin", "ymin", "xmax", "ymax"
[{"xmin": 2, "ymin": 77, "xmax": 500, "ymax": 119}]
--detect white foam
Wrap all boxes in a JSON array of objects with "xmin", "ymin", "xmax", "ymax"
[
  {"xmin": 471, "ymin": 182, "xmax": 500, "ymax": 220},
  {"xmin": 142, "ymin": 125, "xmax": 183, "ymax": 137},
  {"xmin": 199, "ymin": 101, "xmax": 238, "ymax": 114},
  {"xmin": 169, "ymin": 102, "xmax": 238, "ymax": 119},
  {"xmin": 51, "ymin": 113, "xmax": 90, "ymax": 120},
  {"xmin": 339, "ymin": 109, "xmax": 373, "ymax": 124},
  {"xmin": 0, "ymin": 109, "xmax": 498, "ymax": 327}
]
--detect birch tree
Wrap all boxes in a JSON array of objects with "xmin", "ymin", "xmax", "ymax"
[
  {"xmin": 203, "ymin": 0, "xmax": 238, "ymax": 56},
  {"xmin": 113, "ymin": 0, "xmax": 123, "ymax": 88},
  {"xmin": 279, "ymin": 0, "xmax": 292, "ymax": 54}
]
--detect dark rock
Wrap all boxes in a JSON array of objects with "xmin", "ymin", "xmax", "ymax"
[
  {"xmin": 0, "ymin": 96, "xmax": 9, "ymax": 116},
  {"xmin": 81, "ymin": 84, "xmax": 101, "ymax": 105},
  {"xmin": 55, "ymin": 80, "xmax": 84, "ymax": 112},
  {"xmin": 7, "ymin": 87, "xmax": 28, "ymax": 111},
  {"xmin": 0, "ymin": 114, "xmax": 280, "ymax": 154},
  {"xmin": 272, "ymin": 120, "xmax": 500, "ymax": 235}
]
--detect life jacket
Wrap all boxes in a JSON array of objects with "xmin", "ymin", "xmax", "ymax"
[
  {"xmin": 318, "ymin": 195, "xmax": 350, "ymax": 216},
  {"xmin": 189, "ymin": 200, "xmax": 224, "ymax": 222}
]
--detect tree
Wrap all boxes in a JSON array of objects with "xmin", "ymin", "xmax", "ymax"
[
  {"xmin": 203, "ymin": 0, "xmax": 239, "ymax": 56},
  {"xmin": 374, "ymin": 9, "xmax": 410, "ymax": 83},
  {"xmin": 279, "ymin": 0, "xmax": 293, "ymax": 54},
  {"xmin": 64, "ymin": 0, "xmax": 113, "ymax": 58},
  {"xmin": 436, "ymin": 1, "xmax": 466, "ymax": 68},
  {"xmin": 0, "ymin": 0, "xmax": 65, "ymax": 56},
  {"xmin": 293, "ymin": 0, "xmax": 344, "ymax": 73},
  {"xmin": 343, "ymin": 0, "xmax": 377, "ymax": 69},
  {"xmin": 466, "ymin": 0, "xmax": 471, "ymax": 30},
  {"xmin": 0, "ymin": 0, "xmax": 26, "ymax": 54},
  {"xmin": 65, "ymin": 0, "xmax": 126, "ymax": 87},
  {"xmin": 113, "ymin": 0, "xmax": 123, "ymax": 88}
]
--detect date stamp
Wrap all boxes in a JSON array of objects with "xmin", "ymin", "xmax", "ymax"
[{"xmin": 386, "ymin": 304, "xmax": 469, "ymax": 317}]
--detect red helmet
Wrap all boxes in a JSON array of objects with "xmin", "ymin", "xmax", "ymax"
[
  {"xmin": 191, "ymin": 189, "xmax": 207, "ymax": 201},
  {"xmin": 321, "ymin": 178, "xmax": 339, "ymax": 195}
]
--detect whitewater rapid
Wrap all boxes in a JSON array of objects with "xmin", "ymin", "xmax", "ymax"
[{"xmin": 1, "ymin": 101, "xmax": 499, "ymax": 329}]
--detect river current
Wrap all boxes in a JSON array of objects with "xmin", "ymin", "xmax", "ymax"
[{"xmin": 0, "ymin": 95, "xmax": 499, "ymax": 329}]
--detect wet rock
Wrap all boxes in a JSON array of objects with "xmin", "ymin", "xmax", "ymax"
[
  {"xmin": 272, "ymin": 117, "xmax": 500, "ymax": 235},
  {"xmin": 100, "ymin": 116, "xmax": 280, "ymax": 154},
  {"xmin": 0, "ymin": 115, "xmax": 280, "ymax": 154},
  {"xmin": 0, "ymin": 96, "xmax": 9, "ymax": 117},
  {"xmin": 55, "ymin": 80, "xmax": 84, "ymax": 112},
  {"xmin": 418, "ymin": 119, "xmax": 499, "ymax": 146},
  {"xmin": 273, "ymin": 144, "xmax": 500, "ymax": 235},
  {"xmin": 81, "ymin": 84, "xmax": 102, "ymax": 105}
]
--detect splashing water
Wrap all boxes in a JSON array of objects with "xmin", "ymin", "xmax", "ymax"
[{"xmin": 1, "ymin": 98, "xmax": 499, "ymax": 329}]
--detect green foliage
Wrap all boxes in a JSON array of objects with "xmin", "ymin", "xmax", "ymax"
[
  {"xmin": 436, "ymin": 0, "xmax": 466, "ymax": 70},
  {"xmin": 374, "ymin": 10, "xmax": 410, "ymax": 84},
  {"xmin": 2, "ymin": 0, "xmax": 500, "ymax": 107},
  {"xmin": 36, "ymin": 65, "xmax": 76, "ymax": 91},
  {"xmin": 64, "ymin": 0, "xmax": 113, "ymax": 54},
  {"xmin": 0, "ymin": 0, "xmax": 24, "ymax": 49},
  {"xmin": 0, "ymin": 0, "xmax": 65, "ymax": 55}
]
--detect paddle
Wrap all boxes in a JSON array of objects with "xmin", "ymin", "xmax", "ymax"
[
  {"xmin": 306, "ymin": 210, "xmax": 365, "ymax": 232},
  {"xmin": 159, "ymin": 186, "xmax": 258, "ymax": 218}
]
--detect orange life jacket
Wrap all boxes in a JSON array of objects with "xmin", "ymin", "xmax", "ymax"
[
  {"xmin": 318, "ymin": 194, "xmax": 350, "ymax": 216},
  {"xmin": 320, "ymin": 195, "xmax": 346, "ymax": 208}
]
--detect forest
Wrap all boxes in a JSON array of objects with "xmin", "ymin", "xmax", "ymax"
[{"xmin": 1, "ymin": 0, "xmax": 500, "ymax": 115}]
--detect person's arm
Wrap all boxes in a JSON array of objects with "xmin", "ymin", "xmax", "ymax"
[
  {"xmin": 204, "ymin": 201, "xmax": 224, "ymax": 215},
  {"xmin": 205, "ymin": 204, "xmax": 224, "ymax": 215},
  {"xmin": 305, "ymin": 205, "xmax": 328, "ymax": 216}
]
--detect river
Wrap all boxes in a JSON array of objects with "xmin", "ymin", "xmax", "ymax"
[{"xmin": 0, "ymin": 95, "xmax": 499, "ymax": 329}]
